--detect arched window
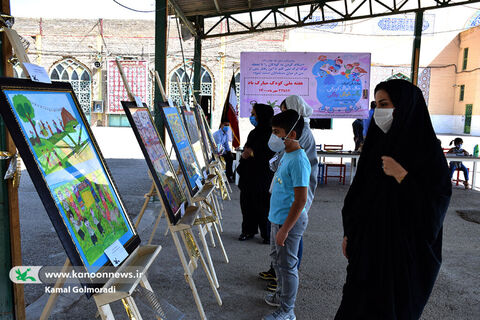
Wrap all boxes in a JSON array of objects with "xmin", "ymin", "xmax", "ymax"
[
  {"xmin": 169, "ymin": 63, "xmax": 213, "ymax": 106},
  {"xmin": 50, "ymin": 59, "xmax": 92, "ymax": 115}
]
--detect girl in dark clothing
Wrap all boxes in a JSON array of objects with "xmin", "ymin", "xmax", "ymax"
[
  {"xmin": 336, "ymin": 79, "xmax": 451, "ymax": 320},
  {"xmin": 238, "ymin": 103, "xmax": 275, "ymax": 243}
]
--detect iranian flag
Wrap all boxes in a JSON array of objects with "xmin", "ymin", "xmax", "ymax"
[{"xmin": 221, "ymin": 74, "xmax": 240, "ymax": 148}]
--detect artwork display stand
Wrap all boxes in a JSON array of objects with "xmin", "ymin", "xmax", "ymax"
[
  {"xmin": 117, "ymin": 65, "xmax": 222, "ymax": 319},
  {"xmin": 134, "ymin": 178, "xmax": 222, "ymax": 320},
  {"xmin": 172, "ymin": 77, "xmax": 229, "ymax": 235},
  {"xmin": 165, "ymin": 77, "xmax": 228, "ymax": 264},
  {"xmin": 40, "ymin": 245, "xmax": 162, "ymax": 320}
]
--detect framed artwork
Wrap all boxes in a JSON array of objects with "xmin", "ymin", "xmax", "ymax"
[
  {"xmin": 0, "ymin": 78, "xmax": 140, "ymax": 276},
  {"xmin": 192, "ymin": 105, "xmax": 215, "ymax": 164},
  {"xmin": 181, "ymin": 107, "xmax": 207, "ymax": 171},
  {"xmin": 198, "ymin": 106, "xmax": 219, "ymax": 156},
  {"xmin": 122, "ymin": 101, "xmax": 187, "ymax": 225},
  {"xmin": 160, "ymin": 103, "xmax": 203, "ymax": 197}
]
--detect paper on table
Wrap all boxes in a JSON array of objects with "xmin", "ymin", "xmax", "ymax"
[
  {"xmin": 104, "ymin": 239, "xmax": 128, "ymax": 267},
  {"xmin": 185, "ymin": 104, "xmax": 191, "ymax": 112},
  {"xmin": 23, "ymin": 63, "xmax": 52, "ymax": 84}
]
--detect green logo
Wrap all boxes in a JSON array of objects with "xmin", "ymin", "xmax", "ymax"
[{"xmin": 15, "ymin": 268, "xmax": 36, "ymax": 282}]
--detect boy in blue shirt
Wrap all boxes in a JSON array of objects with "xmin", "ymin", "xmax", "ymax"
[{"xmin": 263, "ymin": 109, "xmax": 311, "ymax": 320}]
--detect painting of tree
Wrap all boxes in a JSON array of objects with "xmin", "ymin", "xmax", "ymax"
[{"xmin": 13, "ymin": 94, "xmax": 41, "ymax": 145}]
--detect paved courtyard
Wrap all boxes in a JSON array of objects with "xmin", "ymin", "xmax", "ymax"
[{"xmin": 18, "ymin": 157, "xmax": 480, "ymax": 319}]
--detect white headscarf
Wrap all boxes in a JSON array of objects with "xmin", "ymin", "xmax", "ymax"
[{"xmin": 283, "ymin": 95, "xmax": 313, "ymax": 123}]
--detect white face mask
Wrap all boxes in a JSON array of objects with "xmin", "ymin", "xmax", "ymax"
[
  {"xmin": 374, "ymin": 108, "xmax": 394, "ymax": 133},
  {"xmin": 268, "ymin": 115, "xmax": 301, "ymax": 152},
  {"xmin": 268, "ymin": 134, "xmax": 285, "ymax": 152}
]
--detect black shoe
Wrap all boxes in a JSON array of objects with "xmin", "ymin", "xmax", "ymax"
[
  {"xmin": 259, "ymin": 267, "xmax": 276, "ymax": 280},
  {"xmin": 238, "ymin": 233, "xmax": 254, "ymax": 241},
  {"xmin": 262, "ymin": 238, "xmax": 270, "ymax": 245}
]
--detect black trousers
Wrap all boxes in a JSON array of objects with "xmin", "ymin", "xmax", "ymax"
[
  {"xmin": 240, "ymin": 188, "xmax": 271, "ymax": 240},
  {"xmin": 221, "ymin": 151, "xmax": 234, "ymax": 179}
]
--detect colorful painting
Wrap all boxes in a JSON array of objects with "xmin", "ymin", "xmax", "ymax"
[
  {"xmin": 182, "ymin": 108, "xmax": 206, "ymax": 170},
  {"xmin": 161, "ymin": 105, "xmax": 203, "ymax": 196},
  {"xmin": 0, "ymin": 79, "xmax": 138, "ymax": 274},
  {"xmin": 122, "ymin": 102, "xmax": 187, "ymax": 225},
  {"xmin": 240, "ymin": 52, "xmax": 371, "ymax": 119},
  {"xmin": 182, "ymin": 109, "xmax": 200, "ymax": 144}
]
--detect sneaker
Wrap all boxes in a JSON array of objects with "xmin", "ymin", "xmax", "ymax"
[
  {"xmin": 262, "ymin": 309, "xmax": 296, "ymax": 320},
  {"xmin": 259, "ymin": 267, "xmax": 276, "ymax": 280},
  {"xmin": 266, "ymin": 280, "xmax": 277, "ymax": 292},
  {"xmin": 464, "ymin": 181, "xmax": 470, "ymax": 189},
  {"xmin": 264, "ymin": 292, "xmax": 280, "ymax": 307}
]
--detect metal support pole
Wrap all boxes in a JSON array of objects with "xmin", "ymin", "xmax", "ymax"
[
  {"xmin": 193, "ymin": 17, "xmax": 203, "ymax": 105},
  {"xmin": 155, "ymin": 0, "xmax": 168, "ymax": 139},
  {"xmin": 410, "ymin": 10, "xmax": 423, "ymax": 86}
]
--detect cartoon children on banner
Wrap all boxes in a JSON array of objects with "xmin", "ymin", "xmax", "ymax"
[{"xmin": 312, "ymin": 55, "xmax": 368, "ymax": 113}]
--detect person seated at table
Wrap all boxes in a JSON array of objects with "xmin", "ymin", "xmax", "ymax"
[
  {"xmin": 213, "ymin": 122, "xmax": 234, "ymax": 182},
  {"xmin": 447, "ymin": 137, "xmax": 470, "ymax": 189}
]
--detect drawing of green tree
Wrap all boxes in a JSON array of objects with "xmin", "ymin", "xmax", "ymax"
[{"xmin": 13, "ymin": 95, "xmax": 41, "ymax": 145}]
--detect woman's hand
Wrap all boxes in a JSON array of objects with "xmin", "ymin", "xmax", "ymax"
[
  {"xmin": 342, "ymin": 236, "xmax": 348, "ymax": 259},
  {"xmin": 381, "ymin": 156, "xmax": 408, "ymax": 184},
  {"xmin": 242, "ymin": 147, "xmax": 253, "ymax": 159}
]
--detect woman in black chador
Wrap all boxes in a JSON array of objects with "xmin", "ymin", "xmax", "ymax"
[
  {"xmin": 238, "ymin": 103, "xmax": 274, "ymax": 243},
  {"xmin": 335, "ymin": 79, "xmax": 451, "ymax": 320}
]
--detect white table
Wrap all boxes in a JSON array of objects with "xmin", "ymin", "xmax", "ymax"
[
  {"xmin": 318, "ymin": 151, "xmax": 361, "ymax": 184},
  {"xmin": 445, "ymin": 154, "xmax": 480, "ymax": 190}
]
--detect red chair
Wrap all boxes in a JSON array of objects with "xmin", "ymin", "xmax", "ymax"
[
  {"xmin": 452, "ymin": 167, "xmax": 470, "ymax": 186},
  {"xmin": 323, "ymin": 144, "xmax": 346, "ymax": 185}
]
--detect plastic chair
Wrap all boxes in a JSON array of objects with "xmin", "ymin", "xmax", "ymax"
[
  {"xmin": 452, "ymin": 167, "xmax": 470, "ymax": 186},
  {"xmin": 322, "ymin": 144, "xmax": 346, "ymax": 185}
]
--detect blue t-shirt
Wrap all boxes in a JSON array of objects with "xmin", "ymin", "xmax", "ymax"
[{"xmin": 269, "ymin": 148, "xmax": 311, "ymax": 225}]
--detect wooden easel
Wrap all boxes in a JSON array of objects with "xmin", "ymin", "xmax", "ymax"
[
  {"xmin": 148, "ymin": 74, "xmax": 230, "ymax": 286},
  {"xmin": 40, "ymin": 245, "xmax": 163, "ymax": 320},
  {"xmin": 172, "ymin": 76, "xmax": 228, "ymax": 228},
  {"xmin": 116, "ymin": 62, "xmax": 222, "ymax": 319}
]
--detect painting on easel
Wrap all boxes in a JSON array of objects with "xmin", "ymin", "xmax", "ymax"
[
  {"xmin": 192, "ymin": 105, "xmax": 215, "ymax": 164},
  {"xmin": 122, "ymin": 101, "xmax": 187, "ymax": 225},
  {"xmin": 198, "ymin": 106, "xmax": 219, "ymax": 157},
  {"xmin": 160, "ymin": 104, "xmax": 203, "ymax": 197},
  {"xmin": 0, "ymin": 78, "xmax": 140, "ymax": 274},
  {"xmin": 181, "ymin": 107, "xmax": 207, "ymax": 171}
]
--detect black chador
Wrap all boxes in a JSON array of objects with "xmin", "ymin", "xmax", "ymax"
[
  {"xmin": 238, "ymin": 103, "xmax": 274, "ymax": 242},
  {"xmin": 335, "ymin": 79, "xmax": 451, "ymax": 320}
]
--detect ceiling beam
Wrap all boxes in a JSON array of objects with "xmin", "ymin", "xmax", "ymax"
[
  {"xmin": 213, "ymin": 0, "xmax": 222, "ymax": 13},
  {"xmin": 168, "ymin": 0, "xmax": 197, "ymax": 37}
]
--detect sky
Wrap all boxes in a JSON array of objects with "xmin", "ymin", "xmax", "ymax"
[{"xmin": 11, "ymin": 0, "xmax": 156, "ymax": 20}]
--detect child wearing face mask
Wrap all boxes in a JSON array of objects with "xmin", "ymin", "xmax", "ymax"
[
  {"xmin": 447, "ymin": 137, "xmax": 470, "ymax": 189},
  {"xmin": 262, "ymin": 109, "xmax": 310, "ymax": 320}
]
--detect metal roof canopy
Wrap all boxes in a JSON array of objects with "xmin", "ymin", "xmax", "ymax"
[{"xmin": 169, "ymin": 0, "xmax": 480, "ymax": 39}]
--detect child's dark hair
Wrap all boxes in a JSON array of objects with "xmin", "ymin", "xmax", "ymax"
[
  {"xmin": 272, "ymin": 109, "xmax": 304, "ymax": 139},
  {"xmin": 449, "ymin": 137, "xmax": 463, "ymax": 146}
]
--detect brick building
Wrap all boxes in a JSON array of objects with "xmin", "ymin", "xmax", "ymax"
[{"xmin": 11, "ymin": 8, "xmax": 480, "ymax": 137}]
